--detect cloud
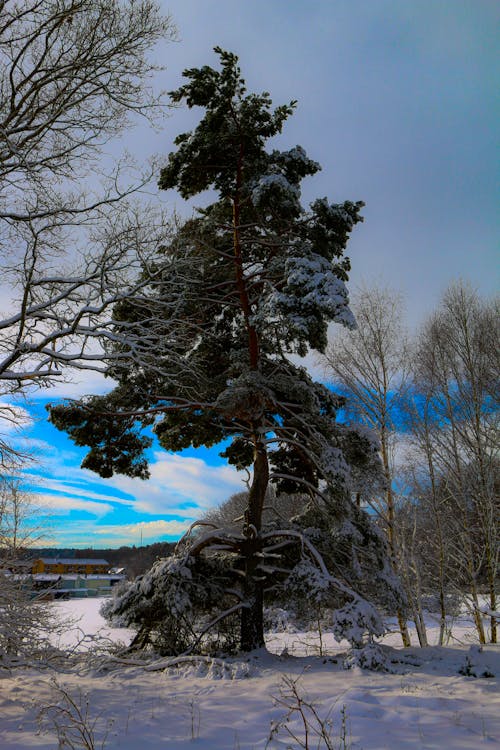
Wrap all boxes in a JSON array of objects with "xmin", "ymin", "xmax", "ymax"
[
  {"xmin": 36, "ymin": 492, "xmax": 114, "ymax": 518},
  {"xmin": 45, "ymin": 518, "xmax": 191, "ymax": 548},
  {"xmin": 25, "ymin": 474, "xmax": 136, "ymax": 508},
  {"xmin": 150, "ymin": 452, "xmax": 244, "ymax": 505},
  {"xmin": 20, "ymin": 442, "xmax": 246, "ymax": 535},
  {"xmin": 13, "ymin": 437, "xmax": 57, "ymax": 454},
  {"xmin": 85, "ymin": 451, "xmax": 246, "ymax": 518},
  {"xmin": 94, "ymin": 519, "xmax": 189, "ymax": 539},
  {"xmin": 32, "ymin": 370, "xmax": 114, "ymax": 400},
  {"xmin": 0, "ymin": 401, "xmax": 33, "ymax": 432}
]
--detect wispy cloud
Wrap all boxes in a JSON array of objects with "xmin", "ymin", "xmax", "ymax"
[
  {"xmin": 36, "ymin": 492, "xmax": 114, "ymax": 518},
  {"xmin": 93, "ymin": 519, "xmax": 190, "ymax": 540},
  {"xmin": 45, "ymin": 451, "xmax": 244, "ymax": 518},
  {"xmin": 0, "ymin": 400, "xmax": 33, "ymax": 432},
  {"xmin": 20, "ymin": 442, "xmax": 245, "ymax": 547},
  {"xmin": 32, "ymin": 371, "xmax": 114, "ymax": 400},
  {"xmin": 25, "ymin": 474, "xmax": 136, "ymax": 508}
]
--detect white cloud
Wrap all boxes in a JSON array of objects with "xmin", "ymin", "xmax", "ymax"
[
  {"xmin": 32, "ymin": 370, "xmax": 114, "ymax": 400},
  {"xmin": 20, "ymin": 444, "xmax": 246, "ymax": 531},
  {"xmin": 13, "ymin": 437, "xmax": 57, "ymax": 454},
  {"xmin": 25, "ymin": 474, "xmax": 136, "ymax": 508},
  {"xmin": 0, "ymin": 400, "xmax": 33, "ymax": 432},
  {"xmin": 94, "ymin": 519, "xmax": 189, "ymax": 539},
  {"xmin": 151, "ymin": 452, "xmax": 244, "ymax": 503},
  {"xmin": 46, "ymin": 518, "xmax": 190, "ymax": 548},
  {"xmin": 35, "ymin": 492, "xmax": 114, "ymax": 518},
  {"xmin": 107, "ymin": 452, "xmax": 246, "ymax": 517}
]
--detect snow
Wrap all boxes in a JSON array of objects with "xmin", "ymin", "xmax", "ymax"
[
  {"xmin": 251, "ymin": 172, "xmax": 300, "ymax": 208},
  {"xmin": 0, "ymin": 598, "xmax": 498, "ymax": 749},
  {"xmin": 51, "ymin": 598, "xmax": 135, "ymax": 652},
  {"xmin": 267, "ymin": 253, "xmax": 356, "ymax": 335}
]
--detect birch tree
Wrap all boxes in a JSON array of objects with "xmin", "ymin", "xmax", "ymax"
[
  {"xmin": 0, "ymin": 476, "xmax": 47, "ymax": 552},
  {"xmin": 320, "ymin": 286, "xmax": 412, "ymax": 645},
  {"xmin": 411, "ymin": 283, "xmax": 499, "ymax": 643},
  {"xmin": 0, "ymin": 476, "xmax": 63, "ymax": 659},
  {"xmin": 400, "ymin": 397, "xmax": 456, "ymax": 646}
]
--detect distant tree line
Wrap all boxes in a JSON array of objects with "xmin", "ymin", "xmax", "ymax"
[{"xmin": 74, "ymin": 543, "xmax": 175, "ymax": 578}]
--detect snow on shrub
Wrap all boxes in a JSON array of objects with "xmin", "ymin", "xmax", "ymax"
[
  {"xmin": 343, "ymin": 642, "xmax": 389, "ymax": 671},
  {"xmin": 332, "ymin": 598, "xmax": 385, "ymax": 648}
]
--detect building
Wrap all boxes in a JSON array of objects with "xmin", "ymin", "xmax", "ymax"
[
  {"xmin": 29, "ymin": 572, "xmax": 126, "ymax": 598},
  {"xmin": 30, "ymin": 557, "xmax": 110, "ymax": 575},
  {"xmin": 2, "ymin": 557, "xmax": 126, "ymax": 599}
]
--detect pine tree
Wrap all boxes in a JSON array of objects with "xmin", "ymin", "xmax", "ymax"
[{"xmin": 49, "ymin": 48, "xmax": 401, "ymax": 654}]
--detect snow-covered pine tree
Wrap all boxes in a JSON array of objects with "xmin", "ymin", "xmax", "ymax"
[{"xmin": 49, "ymin": 48, "xmax": 402, "ymax": 654}]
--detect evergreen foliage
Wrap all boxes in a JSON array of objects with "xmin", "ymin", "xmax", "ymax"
[{"xmin": 49, "ymin": 48, "xmax": 401, "ymax": 653}]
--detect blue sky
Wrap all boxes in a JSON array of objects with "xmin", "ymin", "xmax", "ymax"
[{"xmin": 6, "ymin": 0, "xmax": 499, "ymax": 548}]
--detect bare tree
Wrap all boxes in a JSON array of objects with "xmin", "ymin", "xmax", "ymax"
[
  {"xmin": 0, "ymin": 475, "xmax": 69, "ymax": 660},
  {"xmin": 0, "ymin": 475, "xmax": 48, "ymax": 552},
  {"xmin": 201, "ymin": 488, "xmax": 310, "ymax": 533},
  {"xmin": 0, "ymin": 0, "xmax": 175, "ymax": 430},
  {"xmin": 0, "ymin": 2, "xmax": 175, "ymax": 656},
  {"xmin": 400, "ymin": 397, "xmax": 455, "ymax": 646},
  {"xmin": 411, "ymin": 282, "xmax": 499, "ymax": 643},
  {"xmin": 320, "ymin": 285, "xmax": 412, "ymax": 645}
]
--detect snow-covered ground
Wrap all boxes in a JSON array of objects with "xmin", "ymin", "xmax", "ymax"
[{"xmin": 0, "ymin": 598, "xmax": 498, "ymax": 749}]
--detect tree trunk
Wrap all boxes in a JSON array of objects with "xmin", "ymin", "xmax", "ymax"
[
  {"xmin": 470, "ymin": 586, "xmax": 486, "ymax": 645},
  {"xmin": 240, "ymin": 438, "xmax": 269, "ymax": 651},
  {"xmin": 488, "ymin": 573, "xmax": 497, "ymax": 644},
  {"xmin": 240, "ymin": 557, "xmax": 265, "ymax": 651},
  {"xmin": 413, "ymin": 606, "xmax": 428, "ymax": 648},
  {"xmin": 434, "ymin": 503, "xmax": 448, "ymax": 646},
  {"xmin": 381, "ymin": 435, "xmax": 411, "ymax": 647}
]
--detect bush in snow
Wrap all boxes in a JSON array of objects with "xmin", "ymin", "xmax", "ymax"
[
  {"xmin": 343, "ymin": 642, "xmax": 389, "ymax": 671},
  {"xmin": 0, "ymin": 571, "xmax": 68, "ymax": 662},
  {"xmin": 102, "ymin": 553, "xmax": 241, "ymax": 656}
]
